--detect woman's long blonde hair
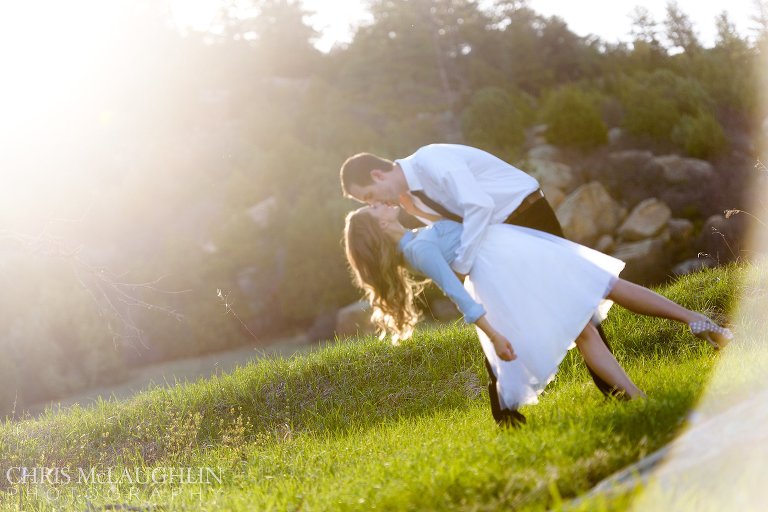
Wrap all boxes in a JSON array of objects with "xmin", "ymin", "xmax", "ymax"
[{"xmin": 344, "ymin": 208, "xmax": 424, "ymax": 342}]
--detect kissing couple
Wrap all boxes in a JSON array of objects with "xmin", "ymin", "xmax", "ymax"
[{"xmin": 340, "ymin": 144, "xmax": 733, "ymax": 428}]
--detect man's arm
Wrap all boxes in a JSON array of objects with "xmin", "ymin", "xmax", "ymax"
[{"xmin": 422, "ymin": 150, "xmax": 496, "ymax": 275}]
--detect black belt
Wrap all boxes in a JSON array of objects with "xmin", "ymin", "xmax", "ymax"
[{"xmin": 504, "ymin": 189, "xmax": 545, "ymax": 223}]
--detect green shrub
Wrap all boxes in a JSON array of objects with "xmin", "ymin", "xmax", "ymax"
[
  {"xmin": 618, "ymin": 69, "xmax": 714, "ymax": 143},
  {"xmin": 671, "ymin": 111, "xmax": 727, "ymax": 159},
  {"xmin": 540, "ymin": 85, "xmax": 608, "ymax": 150},
  {"xmin": 461, "ymin": 87, "xmax": 526, "ymax": 153}
]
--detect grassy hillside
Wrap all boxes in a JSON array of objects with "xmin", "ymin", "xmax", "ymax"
[{"xmin": 1, "ymin": 263, "xmax": 761, "ymax": 511}]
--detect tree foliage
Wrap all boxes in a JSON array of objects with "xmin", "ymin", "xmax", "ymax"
[
  {"xmin": 540, "ymin": 86, "xmax": 608, "ymax": 150},
  {"xmin": 461, "ymin": 87, "xmax": 527, "ymax": 155},
  {"xmin": 618, "ymin": 69, "xmax": 717, "ymax": 145}
]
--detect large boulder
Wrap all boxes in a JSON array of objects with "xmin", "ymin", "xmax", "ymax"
[
  {"xmin": 586, "ymin": 150, "xmax": 659, "ymax": 207},
  {"xmin": 652, "ymin": 155, "xmax": 718, "ymax": 218},
  {"xmin": 556, "ymin": 182, "xmax": 626, "ymax": 246},
  {"xmin": 611, "ymin": 233, "xmax": 671, "ymax": 284},
  {"xmin": 527, "ymin": 144, "xmax": 560, "ymax": 161},
  {"xmin": 594, "ymin": 234, "xmax": 615, "ymax": 254},
  {"xmin": 697, "ymin": 213, "xmax": 749, "ymax": 263},
  {"xmin": 655, "ymin": 155, "xmax": 717, "ymax": 184},
  {"xmin": 529, "ymin": 159, "xmax": 578, "ymax": 192},
  {"xmin": 335, "ymin": 301, "xmax": 376, "ymax": 339},
  {"xmin": 668, "ymin": 218, "xmax": 695, "ymax": 242},
  {"xmin": 668, "ymin": 217, "xmax": 696, "ymax": 260},
  {"xmin": 526, "ymin": 124, "xmax": 548, "ymax": 147},
  {"xmin": 672, "ymin": 257, "xmax": 717, "ymax": 277},
  {"xmin": 544, "ymin": 188, "xmax": 566, "ymax": 210},
  {"xmin": 529, "ymin": 159, "xmax": 578, "ymax": 209},
  {"xmin": 428, "ymin": 297, "xmax": 461, "ymax": 321},
  {"xmin": 608, "ymin": 127, "xmax": 623, "ymax": 145},
  {"xmin": 618, "ymin": 198, "xmax": 672, "ymax": 242},
  {"xmin": 587, "ymin": 152, "xmax": 720, "ymax": 218}
]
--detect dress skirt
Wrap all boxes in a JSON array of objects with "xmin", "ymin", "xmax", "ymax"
[{"xmin": 463, "ymin": 224, "xmax": 625, "ymax": 409}]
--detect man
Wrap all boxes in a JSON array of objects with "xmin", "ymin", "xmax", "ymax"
[{"xmin": 340, "ymin": 143, "xmax": 618, "ymax": 428}]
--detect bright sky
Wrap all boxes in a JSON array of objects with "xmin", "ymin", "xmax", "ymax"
[
  {"xmin": 525, "ymin": 0, "xmax": 758, "ymax": 46},
  {"xmin": 300, "ymin": 0, "xmax": 761, "ymax": 52}
]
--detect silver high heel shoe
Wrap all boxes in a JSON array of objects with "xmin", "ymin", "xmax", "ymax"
[{"xmin": 689, "ymin": 316, "xmax": 733, "ymax": 350}]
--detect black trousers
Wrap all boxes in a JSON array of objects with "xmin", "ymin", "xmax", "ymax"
[{"xmin": 484, "ymin": 197, "xmax": 618, "ymax": 422}]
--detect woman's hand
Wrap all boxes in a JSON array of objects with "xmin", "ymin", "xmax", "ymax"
[
  {"xmin": 475, "ymin": 315, "xmax": 516, "ymax": 361},
  {"xmin": 491, "ymin": 334, "xmax": 516, "ymax": 361}
]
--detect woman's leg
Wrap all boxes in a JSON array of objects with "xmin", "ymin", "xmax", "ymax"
[
  {"xmin": 606, "ymin": 278, "xmax": 732, "ymax": 348},
  {"xmin": 575, "ymin": 323, "xmax": 646, "ymax": 399},
  {"xmin": 607, "ymin": 279, "xmax": 699, "ymax": 324}
]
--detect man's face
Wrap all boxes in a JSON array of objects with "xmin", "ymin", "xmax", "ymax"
[{"xmin": 347, "ymin": 170, "xmax": 400, "ymax": 206}]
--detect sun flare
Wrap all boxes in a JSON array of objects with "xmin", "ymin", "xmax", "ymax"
[{"xmin": 169, "ymin": 0, "xmax": 221, "ymax": 32}]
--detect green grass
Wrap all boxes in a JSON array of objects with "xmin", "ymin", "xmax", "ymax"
[{"xmin": 1, "ymin": 263, "xmax": 764, "ymax": 511}]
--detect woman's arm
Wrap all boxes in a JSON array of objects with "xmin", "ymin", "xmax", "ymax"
[
  {"xmin": 405, "ymin": 241, "xmax": 515, "ymax": 361},
  {"xmin": 475, "ymin": 315, "xmax": 516, "ymax": 361},
  {"xmin": 407, "ymin": 240, "xmax": 486, "ymax": 324}
]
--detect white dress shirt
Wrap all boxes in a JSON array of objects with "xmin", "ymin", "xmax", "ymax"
[{"xmin": 395, "ymin": 143, "xmax": 540, "ymax": 274}]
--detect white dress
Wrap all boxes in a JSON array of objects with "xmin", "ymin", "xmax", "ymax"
[{"xmin": 399, "ymin": 221, "xmax": 625, "ymax": 409}]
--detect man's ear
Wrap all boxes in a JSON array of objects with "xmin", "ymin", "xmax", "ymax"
[{"xmin": 370, "ymin": 168, "xmax": 385, "ymax": 182}]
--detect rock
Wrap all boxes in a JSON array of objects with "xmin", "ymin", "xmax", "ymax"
[
  {"xmin": 697, "ymin": 213, "xmax": 747, "ymax": 263},
  {"xmin": 525, "ymin": 124, "xmax": 548, "ymax": 147},
  {"xmin": 618, "ymin": 198, "xmax": 672, "ymax": 242},
  {"xmin": 428, "ymin": 297, "xmax": 461, "ymax": 321},
  {"xmin": 655, "ymin": 155, "xmax": 716, "ymax": 185},
  {"xmin": 668, "ymin": 218, "xmax": 695, "ymax": 242},
  {"xmin": 608, "ymin": 127, "xmax": 622, "ymax": 145},
  {"xmin": 672, "ymin": 257, "xmax": 717, "ymax": 276},
  {"xmin": 594, "ymin": 234, "xmax": 615, "ymax": 254},
  {"xmin": 335, "ymin": 301, "xmax": 376, "ymax": 338},
  {"xmin": 587, "ymin": 151, "xmax": 721, "ymax": 218},
  {"xmin": 529, "ymin": 159, "xmax": 578, "ymax": 192},
  {"xmin": 611, "ymin": 237, "xmax": 670, "ymax": 284},
  {"xmin": 527, "ymin": 144, "xmax": 560, "ymax": 161},
  {"xmin": 306, "ymin": 311, "xmax": 337, "ymax": 343},
  {"xmin": 543, "ymin": 186, "xmax": 566, "ymax": 210},
  {"xmin": 653, "ymin": 155, "xmax": 719, "ymax": 217},
  {"xmin": 586, "ymin": 150, "xmax": 658, "ymax": 207},
  {"xmin": 556, "ymin": 182, "xmax": 626, "ymax": 246},
  {"xmin": 529, "ymin": 159, "xmax": 577, "ymax": 209},
  {"xmin": 667, "ymin": 217, "xmax": 696, "ymax": 261}
]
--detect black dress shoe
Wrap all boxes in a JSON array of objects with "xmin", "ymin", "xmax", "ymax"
[{"xmin": 496, "ymin": 409, "xmax": 526, "ymax": 429}]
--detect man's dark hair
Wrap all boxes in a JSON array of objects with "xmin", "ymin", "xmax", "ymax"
[{"xmin": 340, "ymin": 153, "xmax": 394, "ymax": 197}]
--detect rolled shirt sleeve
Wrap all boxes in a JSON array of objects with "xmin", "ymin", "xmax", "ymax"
[
  {"xmin": 404, "ymin": 239, "xmax": 486, "ymax": 324},
  {"xmin": 437, "ymin": 163, "xmax": 495, "ymax": 275},
  {"xmin": 403, "ymin": 148, "xmax": 496, "ymax": 275}
]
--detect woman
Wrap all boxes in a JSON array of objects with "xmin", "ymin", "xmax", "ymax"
[{"xmin": 344, "ymin": 204, "xmax": 732, "ymax": 410}]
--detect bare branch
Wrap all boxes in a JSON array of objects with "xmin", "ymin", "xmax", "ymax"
[{"xmin": 0, "ymin": 228, "xmax": 189, "ymax": 352}]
